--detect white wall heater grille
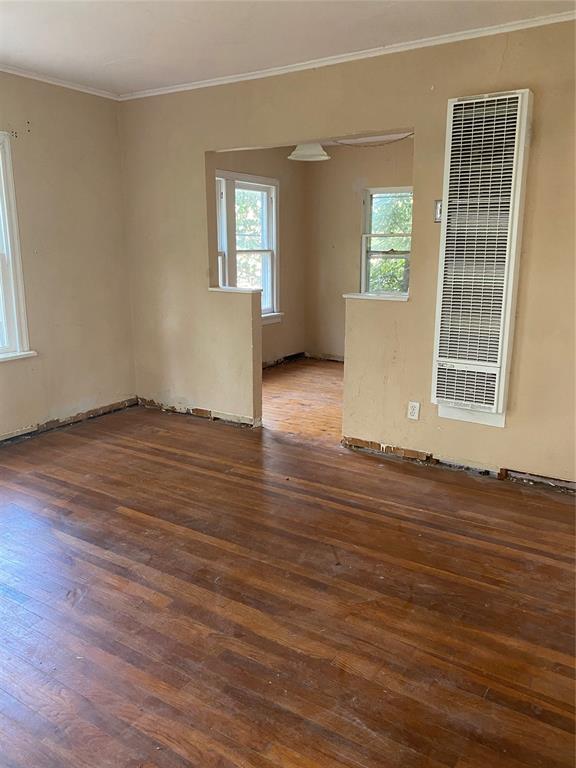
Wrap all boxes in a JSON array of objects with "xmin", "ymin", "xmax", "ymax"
[{"xmin": 432, "ymin": 90, "xmax": 532, "ymax": 423}]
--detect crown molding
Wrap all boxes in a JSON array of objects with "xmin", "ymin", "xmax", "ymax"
[
  {"xmin": 0, "ymin": 63, "xmax": 117, "ymax": 100},
  {"xmin": 0, "ymin": 11, "xmax": 573, "ymax": 103}
]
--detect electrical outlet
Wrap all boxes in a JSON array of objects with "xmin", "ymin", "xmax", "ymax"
[{"xmin": 407, "ymin": 401, "xmax": 420, "ymax": 420}]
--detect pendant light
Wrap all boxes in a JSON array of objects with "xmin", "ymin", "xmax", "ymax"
[{"xmin": 288, "ymin": 143, "xmax": 331, "ymax": 161}]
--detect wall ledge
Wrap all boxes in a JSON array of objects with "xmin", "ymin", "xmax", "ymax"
[
  {"xmin": 0, "ymin": 349, "xmax": 37, "ymax": 363},
  {"xmin": 343, "ymin": 292, "xmax": 409, "ymax": 302},
  {"xmin": 209, "ymin": 286, "xmax": 262, "ymax": 294}
]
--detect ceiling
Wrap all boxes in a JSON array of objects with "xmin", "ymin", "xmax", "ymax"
[{"xmin": 0, "ymin": 1, "xmax": 573, "ymax": 100}]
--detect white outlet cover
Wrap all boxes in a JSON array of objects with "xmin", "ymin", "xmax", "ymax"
[{"xmin": 408, "ymin": 401, "xmax": 420, "ymax": 420}]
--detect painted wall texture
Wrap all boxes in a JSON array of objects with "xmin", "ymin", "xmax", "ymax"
[
  {"xmin": 0, "ymin": 74, "xmax": 134, "ymax": 439},
  {"xmin": 0, "ymin": 21, "xmax": 574, "ymax": 480}
]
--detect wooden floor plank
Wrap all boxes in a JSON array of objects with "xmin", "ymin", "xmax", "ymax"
[
  {"xmin": 0, "ymin": 396, "xmax": 574, "ymax": 767},
  {"xmin": 262, "ymin": 358, "xmax": 343, "ymax": 443}
]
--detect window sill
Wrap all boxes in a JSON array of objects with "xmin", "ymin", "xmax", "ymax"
[
  {"xmin": 343, "ymin": 292, "xmax": 409, "ymax": 302},
  {"xmin": 262, "ymin": 312, "xmax": 284, "ymax": 325},
  {"xmin": 209, "ymin": 286, "xmax": 262, "ymax": 294},
  {"xmin": 0, "ymin": 349, "xmax": 37, "ymax": 363}
]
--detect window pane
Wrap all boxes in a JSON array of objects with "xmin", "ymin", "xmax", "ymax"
[
  {"xmin": 367, "ymin": 256, "xmax": 409, "ymax": 294},
  {"xmin": 370, "ymin": 191, "xmax": 413, "ymax": 235},
  {"xmin": 235, "ymin": 187, "xmax": 268, "ymax": 250},
  {"xmin": 237, "ymin": 251, "xmax": 262, "ymax": 289},
  {"xmin": 236, "ymin": 251, "xmax": 273, "ymax": 313}
]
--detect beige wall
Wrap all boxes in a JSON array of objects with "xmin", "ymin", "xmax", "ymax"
[
  {"xmin": 306, "ymin": 141, "xmax": 414, "ymax": 358},
  {"xmin": 205, "ymin": 147, "xmax": 309, "ymax": 365},
  {"xmin": 0, "ymin": 73, "xmax": 134, "ymax": 439},
  {"xmin": 120, "ymin": 21, "xmax": 575, "ymax": 479}
]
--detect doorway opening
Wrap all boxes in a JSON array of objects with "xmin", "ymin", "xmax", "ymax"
[{"xmin": 205, "ymin": 130, "xmax": 414, "ymax": 445}]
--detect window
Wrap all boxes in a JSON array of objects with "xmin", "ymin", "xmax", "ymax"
[
  {"xmin": 0, "ymin": 132, "xmax": 31, "ymax": 360},
  {"xmin": 215, "ymin": 172, "xmax": 279, "ymax": 317},
  {"xmin": 361, "ymin": 187, "xmax": 413, "ymax": 297}
]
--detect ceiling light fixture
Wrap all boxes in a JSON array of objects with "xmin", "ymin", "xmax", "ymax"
[{"xmin": 288, "ymin": 143, "xmax": 331, "ymax": 161}]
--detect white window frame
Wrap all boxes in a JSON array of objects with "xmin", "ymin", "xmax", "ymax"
[
  {"xmin": 215, "ymin": 170, "xmax": 280, "ymax": 320},
  {"xmin": 361, "ymin": 186, "xmax": 413, "ymax": 299},
  {"xmin": 0, "ymin": 132, "xmax": 33, "ymax": 361}
]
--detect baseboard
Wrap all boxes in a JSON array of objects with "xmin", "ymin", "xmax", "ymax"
[{"xmin": 0, "ymin": 397, "xmax": 138, "ymax": 444}]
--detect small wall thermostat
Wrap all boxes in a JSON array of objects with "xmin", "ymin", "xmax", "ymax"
[{"xmin": 434, "ymin": 200, "xmax": 442, "ymax": 223}]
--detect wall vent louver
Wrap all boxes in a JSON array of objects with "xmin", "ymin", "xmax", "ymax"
[{"xmin": 431, "ymin": 90, "xmax": 532, "ymax": 422}]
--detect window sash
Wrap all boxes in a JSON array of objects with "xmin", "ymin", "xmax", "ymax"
[
  {"xmin": 361, "ymin": 233, "xmax": 412, "ymax": 295},
  {"xmin": 365, "ymin": 251, "xmax": 411, "ymax": 295},
  {"xmin": 367, "ymin": 189, "xmax": 414, "ymax": 236},
  {"xmin": 234, "ymin": 182, "xmax": 271, "ymax": 251},
  {"xmin": 367, "ymin": 251, "xmax": 411, "ymax": 258}
]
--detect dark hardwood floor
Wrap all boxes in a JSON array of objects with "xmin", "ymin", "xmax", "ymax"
[
  {"xmin": 0, "ymin": 406, "xmax": 573, "ymax": 767},
  {"xmin": 262, "ymin": 358, "xmax": 343, "ymax": 443}
]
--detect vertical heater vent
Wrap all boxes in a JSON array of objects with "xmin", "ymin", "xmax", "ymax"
[
  {"xmin": 432, "ymin": 90, "xmax": 531, "ymax": 417},
  {"xmin": 436, "ymin": 365, "xmax": 498, "ymax": 410}
]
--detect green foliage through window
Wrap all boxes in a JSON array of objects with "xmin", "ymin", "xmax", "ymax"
[
  {"xmin": 367, "ymin": 257, "xmax": 409, "ymax": 293},
  {"xmin": 365, "ymin": 190, "xmax": 413, "ymax": 294},
  {"xmin": 370, "ymin": 192, "xmax": 412, "ymax": 235},
  {"xmin": 235, "ymin": 188, "xmax": 267, "ymax": 250}
]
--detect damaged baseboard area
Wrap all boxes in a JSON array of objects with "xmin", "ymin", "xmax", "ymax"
[
  {"xmin": 342, "ymin": 435, "xmax": 574, "ymax": 491},
  {"xmin": 0, "ymin": 397, "xmax": 138, "ymax": 444},
  {"xmin": 304, "ymin": 352, "xmax": 344, "ymax": 363},
  {"xmin": 263, "ymin": 352, "xmax": 305, "ymax": 369},
  {"xmin": 3, "ymin": 402, "xmax": 572, "ymax": 491},
  {"xmin": 0, "ymin": 395, "xmax": 259, "ymax": 446},
  {"xmin": 498, "ymin": 467, "xmax": 575, "ymax": 492},
  {"xmin": 342, "ymin": 436, "xmax": 436, "ymax": 464},
  {"xmin": 263, "ymin": 351, "xmax": 344, "ymax": 369},
  {"xmin": 137, "ymin": 397, "xmax": 257, "ymax": 427}
]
